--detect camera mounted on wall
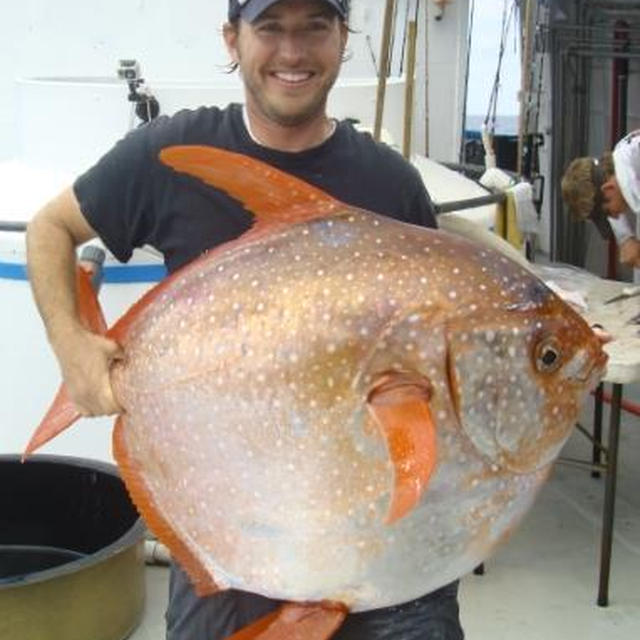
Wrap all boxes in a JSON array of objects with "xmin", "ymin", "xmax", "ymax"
[{"xmin": 117, "ymin": 59, "xmax": 160, "ymax": 126}]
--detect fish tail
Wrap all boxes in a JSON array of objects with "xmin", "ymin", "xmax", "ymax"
[
  {"xmin": 22, "ymin": 385, "xmax": 81, "ymax": 460},
  {"xmin": 227, "ymin": 602, "xmax": 347, "ymax": 640},
  {"xmin": 23, "ymin": 265, "xmax": 108, "ymax": 460}
]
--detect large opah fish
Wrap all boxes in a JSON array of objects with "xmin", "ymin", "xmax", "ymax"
[{"xmin": 26, "ymin": 146, "xmax": 607, "ymax": 638}]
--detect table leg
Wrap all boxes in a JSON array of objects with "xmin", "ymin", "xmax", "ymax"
[
  {"xmin": 592, "ymin": 383, "xmax": 604, "ymax": 478},
  {"xmin": 597, "ymin": 383, "xmax": 623, "ymax": 607}
]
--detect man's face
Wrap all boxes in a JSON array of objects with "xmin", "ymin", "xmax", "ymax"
[
  {"xmin": 224, "ymin": 0, "xmax": 348, "ymax": 127},
  {"xmin": 601, "ymin": 175, "xmax": 629, "ymax": 217}
]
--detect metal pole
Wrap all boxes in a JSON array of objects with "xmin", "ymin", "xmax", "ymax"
[
  {"xmin": 0, "ymin": 221, "xmax": 27, "ymax": 232},
  {"xmin": 424, "ymin": 1, "xmax": 430, "ymax": 155},
  {"xmin": 403, "ymin": 20, "xmax": 418, "ymax": 159},
  {"xmin": 598, "ymin": 383, "xmax": 623, "ymax": 607},
  {"xmin": 517, "ymin": 0, "xmax": 535, "ymax": 176},
  {"xmin": 374, "ymin": 0, "xmax": 397, "ymax": 142},
  {"xmin": 433, "ymin": 193, "xmax": 507, "ymax": 214}
]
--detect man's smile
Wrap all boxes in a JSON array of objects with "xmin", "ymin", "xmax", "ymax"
[{"xmin": 271, "ymin": 71, "xmax": 315, "ymax": 85}]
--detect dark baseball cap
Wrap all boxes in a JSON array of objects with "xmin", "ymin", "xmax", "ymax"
[{"xmin": 228, "ymin": 0, "xmax": 349, "ymax": 22}]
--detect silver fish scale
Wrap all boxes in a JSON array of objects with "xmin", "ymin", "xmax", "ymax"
[{"xmin": 112, "ymin": 211, "xmax": 605, "ymax": 610}]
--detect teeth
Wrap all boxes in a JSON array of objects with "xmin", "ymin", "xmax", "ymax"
[{"xmin": 275, "ymin": 72, "xmax": 311, "ymax": 83}]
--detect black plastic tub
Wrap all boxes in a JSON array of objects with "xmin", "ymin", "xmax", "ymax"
[{"xmin": 0, "ymin": 454, "xmax": 146, "ymax": 640}]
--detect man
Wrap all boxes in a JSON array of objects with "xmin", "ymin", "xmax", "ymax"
[
  {"xmin": 26, "ymin": 1, "xmax": 464, "ymax": 638},
  {"xmin": 561, "ymin": 130, "xmax": 640, "ymax": 268}
]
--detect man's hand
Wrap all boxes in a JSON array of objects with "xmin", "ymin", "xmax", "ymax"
[
  {"xmin": 53, "ymin": 326, "xmax": 124, "ymax": 417},
  {"xmin": 619, "ymin": 236, "xmax": 640, "ymax": 267}
]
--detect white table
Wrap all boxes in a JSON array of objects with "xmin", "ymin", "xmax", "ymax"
[{"xmin": 533, "ymin": 264, "xmax": 640, "ymax": 606}]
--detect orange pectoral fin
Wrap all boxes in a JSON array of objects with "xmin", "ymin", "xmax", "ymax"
[
  {"xmin": 367, "ymin": 372, "xmax": 438, "ymax": 524},
  {"xmin": 228, "ymin": 602, "xmax": 347, "ymax": 640}
]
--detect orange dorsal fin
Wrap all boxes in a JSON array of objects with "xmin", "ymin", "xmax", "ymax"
[
  {"xmin": 159, "ymin": 145, "xmax": 343, "ymax": 232},
  {"xmin": 108, "ymin": 145, "xmax": 345, "ymax": 342},
  {"xmin": 228, "ymin": 602, "xmax": 347, "ymax": 640},
  {"xmin": 23, "ymin": 265, "xmax": 108, "ymax": 459},
  {"xmin": 366, "ymin": 371, "xmax": 438, "ymax": 524}
]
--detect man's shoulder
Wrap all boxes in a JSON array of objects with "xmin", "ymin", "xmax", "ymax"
[
  {"xmin": 143, "ymin": 104, "xmax": 241, "ymax": 145},
  {"xmin": 339, "ymin": 122, "xmax": 421, "ymax": 180}
]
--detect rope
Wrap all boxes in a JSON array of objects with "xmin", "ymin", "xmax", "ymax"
[{"xmin": 459, "ymin": 0, "xmax": 476, "ymax": 164}]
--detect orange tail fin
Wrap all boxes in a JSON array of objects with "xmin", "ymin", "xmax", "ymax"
[
  {"xmin": 228, "ymin": 602, "xmax": 347, "ymax": 640},
  {"xmin": 23, "ymin": 265, "xmax": 107, "ymax": 459}
]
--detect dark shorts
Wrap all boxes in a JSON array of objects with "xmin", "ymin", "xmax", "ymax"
[{"xmin": 166, "ymin": 563, "xmax": 464, "ymax": 640}]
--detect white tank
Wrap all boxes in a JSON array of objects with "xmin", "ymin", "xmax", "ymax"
[{"xmin": 0, "ymin": 161, "xmax": 162, "ymax": 462}]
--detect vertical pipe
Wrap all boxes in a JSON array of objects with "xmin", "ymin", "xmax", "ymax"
[
  {"xmin": 403, "ymin": 20, "xmax": 419, "ymax": 159},
  {"xmin": 592, "ymin": 382, "xmax": 604, "ymax": 477},
  {"xmin": 597, "ymin": 382, "xmax": 622, "ymax": 607},
  {"xmin": 424, "ymin": 1, "xmax": 431, "ymax": 155},
  {"xmin": 374, "ymin": 0, "xmax": 397, "ymax": 142},
  {"xmin": 518, "ymin": 0, "xmax": 535, "ymax": 176},
  {"xmin": 608, "ymin": 19, "xmax": 630, "ymax": 279}
]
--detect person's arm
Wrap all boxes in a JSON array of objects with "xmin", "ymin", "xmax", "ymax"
[
  {"xmin": 608, "ymin": 214, "xmax": 634, "ymax": 244},
  {"xmin": 607, "ymin": 214, "xmax": 640, "ymax": 266},
  {"xmin": 26, "ymin": 187, "xmax": 123, "ymax": 416},
  {"xmin": 619, "ymin": 236, "xmax": 640, "ymax": 267}
]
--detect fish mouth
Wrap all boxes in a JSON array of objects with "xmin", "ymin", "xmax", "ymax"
[{"xmin": 564, "ymin": 346, "xmax": 608, "ymax": 385}]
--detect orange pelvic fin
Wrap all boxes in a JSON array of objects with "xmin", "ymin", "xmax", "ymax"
[
  {"xmin": 159, "ymin": 146, "xmax": 343, "ymax": 232},
  {"xmin": 227, "ymin": 602, "xmax": 348, "ymax": 640},
  {"xmin": 367, "ymin": 371, "xmax": 438, "ymax": 524},
  {"xmin": 23, "ymin": 266, "xmax": 107, "ymax": 459}
]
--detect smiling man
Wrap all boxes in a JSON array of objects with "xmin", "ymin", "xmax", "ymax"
[{"xmin": 25, "ymin": 1, "xmax": 464, "ymax": 638}]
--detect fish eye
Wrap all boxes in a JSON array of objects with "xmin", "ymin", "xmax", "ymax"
[{"xmin": 534, "ymin": 337, "xmax": 562, "ymax": 373}]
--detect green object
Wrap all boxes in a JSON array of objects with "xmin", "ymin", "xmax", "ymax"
[{"xmin": 0, "ymin": 455, "xmax": 146, "ymax": 640}]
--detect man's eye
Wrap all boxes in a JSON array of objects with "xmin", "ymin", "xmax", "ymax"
[
  {"xmin": 257, "ymin": 22, "xmax": 283, "ymax": 33},
  {"xmin": 306, "ymin": 20, "xmax": 331, "ymax": 31}
]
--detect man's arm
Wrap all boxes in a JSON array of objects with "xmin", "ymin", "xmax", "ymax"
[
  {"xmin": 26, "ymin": 187, "xmax": 123, "ymax": 416},
  {"xmin": 619, "ymin": 236, "xmax": 640, "ymax": 267}
]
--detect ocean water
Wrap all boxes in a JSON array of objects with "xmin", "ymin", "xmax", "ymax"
[{"xmin": 465, "ymin": 114, "xmax": 519, "ymax": 136}]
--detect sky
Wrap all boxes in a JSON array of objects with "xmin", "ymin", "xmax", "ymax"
[{"xmin": 465, "ymin": 0, "xmax": 522, "ymax": 117}]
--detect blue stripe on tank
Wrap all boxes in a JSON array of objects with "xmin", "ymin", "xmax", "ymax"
[{"xmin": 0, "ymin": 261, "xmax": 167, "ymax": 283}]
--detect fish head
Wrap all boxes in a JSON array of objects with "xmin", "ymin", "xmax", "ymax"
[{"xmin": 445, "ymin": 279, "xmax": 608, "ymax": 473}]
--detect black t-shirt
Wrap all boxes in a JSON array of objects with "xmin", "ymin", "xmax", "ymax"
[{"xmin": 74, "ymin": 103, "xmax": 437, "ymax": 273}]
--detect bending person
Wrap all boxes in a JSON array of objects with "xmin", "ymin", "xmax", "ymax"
[{"xmin": 562, "ymin": 129, "xmax": 640, "ymax": 268}]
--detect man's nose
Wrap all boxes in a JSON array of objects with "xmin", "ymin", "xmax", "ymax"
[{"xmin": 277, "ymin": 31, "xmax": 305, "ymax": 62}]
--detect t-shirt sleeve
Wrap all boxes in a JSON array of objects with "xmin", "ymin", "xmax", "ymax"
[
  {"xmin": 398, "ymin": 161, "xmax": 438, "ymax": 229},
  {"xmin": 408, "ymin": 177, "xmax": 438, "ymax": 229},
  {"xmin": 73, "ymin": 123, "xmax": 158, "ymax": 263}
]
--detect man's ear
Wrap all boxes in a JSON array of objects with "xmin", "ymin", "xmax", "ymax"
[
  {"xmin": 340, "ymin": 22, "xmax": 349, "ymax": 55},
  {"xmin": 223, "ymin": 22, "xmax": 240, "ymax": 64}
]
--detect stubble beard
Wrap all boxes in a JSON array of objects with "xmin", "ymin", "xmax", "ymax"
[{"xmin": 242, "ymin": 66, "xmax": 340, "ymax": 128}]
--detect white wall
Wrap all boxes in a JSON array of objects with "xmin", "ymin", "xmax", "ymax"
[{"xmin": 1, "ymin": 0, "xmax": 469, "ymax": 165}]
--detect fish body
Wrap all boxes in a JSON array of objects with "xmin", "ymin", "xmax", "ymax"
[{"xmin": 27, "ymin": 147, "xmax": 607, "ymax": 615}]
